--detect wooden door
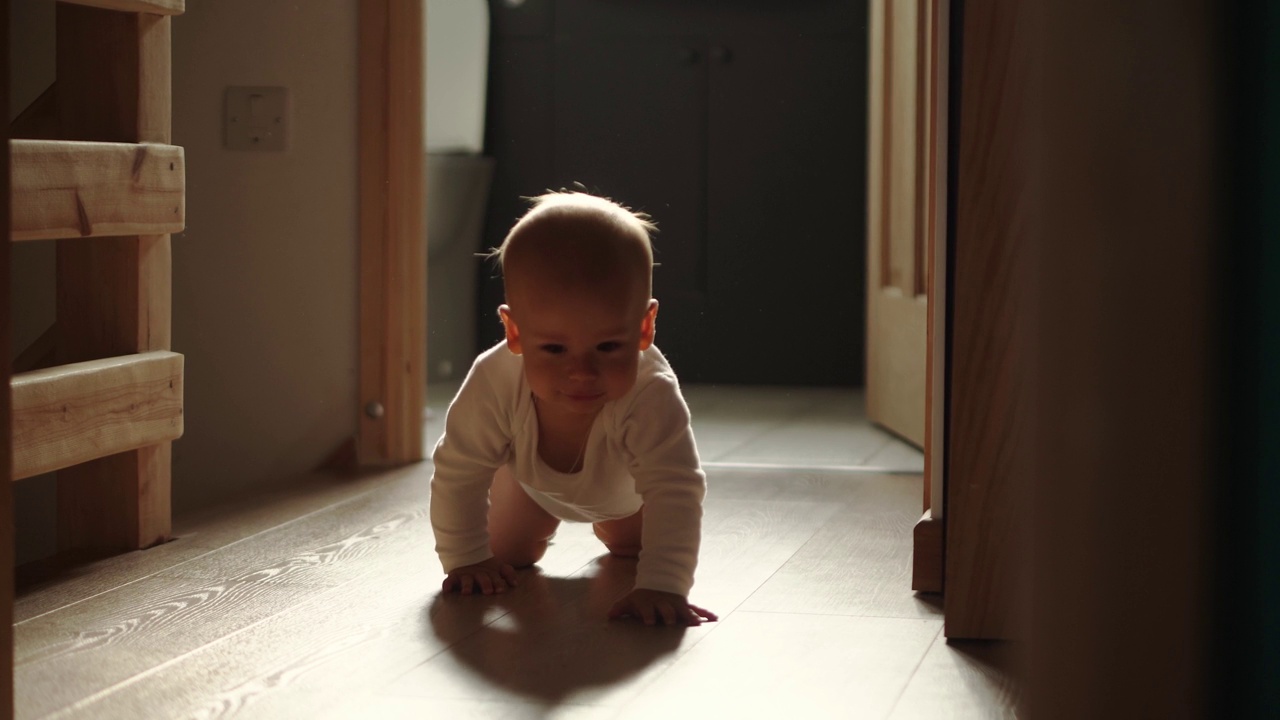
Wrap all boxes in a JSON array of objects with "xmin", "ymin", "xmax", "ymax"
[{"xmin": 866, "ymin": 0, "xmax": 932, "ymax": 447}]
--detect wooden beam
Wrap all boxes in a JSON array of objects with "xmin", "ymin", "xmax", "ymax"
[
  {"xmin": 357, "ymin": 0, "xmax": 426, "ymax": 465},
  {"xmin": 55, "ymin": 3, "xmax": 174, "ymax": 554},
  {"xmin": 1, "ymin": 1, "xmax": 15, "ymax": 712},
  {"xmin": 55, "ymin": 0, "xmax": 184, "ymax": 16},
  {"xmin": 12, "ymin": 351, "xmax": 183, "ymax": 481},
  {"xmin": 10, "ymin": 139, "xmax": 184, "ymax": 242},
  {"xmin": 10, "ymin": 83, "xmax": 58, "ymax": 140}
]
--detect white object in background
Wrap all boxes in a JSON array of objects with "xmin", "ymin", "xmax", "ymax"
[{"xmin": 425, "ymin": 0, "xmax": 489, "ymax": 153}]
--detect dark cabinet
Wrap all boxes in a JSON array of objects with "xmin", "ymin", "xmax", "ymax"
[{"xmin": 480, "ymin": 0, "xmax": 867, "ymax": 385}]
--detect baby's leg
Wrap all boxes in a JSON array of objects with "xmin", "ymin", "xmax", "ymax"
[
  {"xmin": 488, "ymin": 465, "xmax": 560, "ymax": 568},
  {"xmin": 593, "ymin": 506, "xmax": 644, "ymax": 558}
]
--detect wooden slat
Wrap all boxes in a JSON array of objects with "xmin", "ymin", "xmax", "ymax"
[
  {"xmin": 56, "ymin": 0, "xmax": 184, "ymax": 16},
  {"xmin": 357, "ymin": 0, "xmax": 426, "ymax": 465},
  {"xmin": 10, "ymin": 140, "xmax": 184, "ymax": 242},
  {"xmin": 11, "ymin": 351, "xmax": 183, "ymax": 482},
  {"xmin": 54, "ymin": 1, "xmax": 174, "ymax": 554}
]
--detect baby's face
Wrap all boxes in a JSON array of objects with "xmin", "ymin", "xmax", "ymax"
[{"xmin": 502, "ymin": 278, "xmax": 655, "ymax": 421}]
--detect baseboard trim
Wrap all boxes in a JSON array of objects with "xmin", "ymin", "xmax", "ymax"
[{"xmin": 913, "ymin": 509, "xmax": 944, "ymax": 593}]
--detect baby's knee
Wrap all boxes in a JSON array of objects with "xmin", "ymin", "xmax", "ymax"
[
  {"xmin": 592, "ymin": 522, "xmax": 641, "ymax": 558},
  {"xmin": 603, "ymin": 542, "xmax": 641, "ymax": 559},
  {"xmin": 490, "ymin": 538, "xmax": 549, "ymax": 569}
]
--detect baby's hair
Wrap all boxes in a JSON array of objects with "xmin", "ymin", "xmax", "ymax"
[{"xmin": 482, "ymin": 189, "xmax": 657, "ymax": 270}]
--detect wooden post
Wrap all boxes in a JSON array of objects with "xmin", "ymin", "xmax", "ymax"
[
  {"xmin": 357, "ymin": 0, "xmax": 426, "ymax": 466},
  {"xmin": 2, "ymin": 0, "xmax": 17, "ymax": 713},
  {"xmin": 53, "ymin": 4, "xmax": 172, "ymax": 553}
]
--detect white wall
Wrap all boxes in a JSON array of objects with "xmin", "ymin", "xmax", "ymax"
[
  {"xmin": 8, "ymin": 0, "xmax": 362, "ymax": 561},
  {"xmin": 170, "ymin": 0, "xmax": 360, "ymax": 512},
  {"xmin": 425, "ymin": 0, "xmax": 487, "ymax": 152}
]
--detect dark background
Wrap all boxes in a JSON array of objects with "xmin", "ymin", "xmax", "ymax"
[{"xmin": 475, "ymin": 0, "xmax": 867, "ymax": 386}]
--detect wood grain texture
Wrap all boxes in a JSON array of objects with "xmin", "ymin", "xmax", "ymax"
[
  {"xmin": 10, "ymin": 140, "xmax": 184, "ymax": 241},
  {"xmin": 57, "ymin": 0, "xmax": 184, "ymax": 15},
  {"xmin": 12, "ymin": 453, "xmax": 1015, "ymax": 718},
  {"xmin": 53, "ymin": 2, "xmax": 174, "ymax": 554},
  {"xmin": 357, "ymin": 0, "xmax": 426, "ymax": 465},
  {"xmin": 15, "ymin": 469, "xmax": 412, "ymax": 623},
  {"xmin": 1026, "ymin": 1, "xmax": 1217, "ymax": 716},
  {"xmin": 944, "ymin": 0, "xmax": 1029, "ymax": 640},
  {"xmin": 11, "ymin": 351, "xmax": 183, "ymax": 481}
]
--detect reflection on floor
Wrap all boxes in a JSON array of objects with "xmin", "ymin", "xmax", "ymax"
[{"xmin": 13, "ymin": 384, "xmax": 1018, "ymax": 720}]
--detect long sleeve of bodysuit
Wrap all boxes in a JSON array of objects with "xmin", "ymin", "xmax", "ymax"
[
  {"xmin": 429, "ymin": 356, "xmax": 513, "ymax": 572},
  {"xmin": 617, "ymin": 372, "xmax": 707, "ymax": 597}
]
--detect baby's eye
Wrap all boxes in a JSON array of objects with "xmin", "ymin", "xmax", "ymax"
[
  {"xmin": 597, "ymin": 341, "xmax": 623, "ymax": 352},
  {"xmin": 540, "ymin": 344, "xmax": 566, "ymax": 355}
]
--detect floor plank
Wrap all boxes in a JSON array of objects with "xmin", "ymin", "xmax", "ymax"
[
  {"xmin": 737, "ymin": 470, "xmax": 941, "ymax": 619},
  {"xmin": 367, "ymin": 496, "xmax": 839, "ymax": 711},
  {"xmin": 615, "ymin": 612, "xmax": 941, "ymax": 719},
  {"xmin": 13, "ymin": 386, "xmax": 1016, "ymax": 719},
  {"xmin": 889, "ymin": 637, "xmax": 1023, "ymax": 719},
  {"xmin": 14, "ymin": 468, "xmax": 412, "ymax": 623}
]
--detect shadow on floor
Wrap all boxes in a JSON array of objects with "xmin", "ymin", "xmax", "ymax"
[{"xmin": 427, "ymin": 555, "xmax": 688, "ymax": 706}]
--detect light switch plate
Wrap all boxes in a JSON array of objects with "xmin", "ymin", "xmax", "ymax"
[{"xmin": 225, "ymin": 86, "xmax": 288, "ymax": 151}]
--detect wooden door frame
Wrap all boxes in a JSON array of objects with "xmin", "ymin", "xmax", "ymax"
[
  {"xmin": 357, "ymin": 0, "xmax": 426, "ymax": 466},
  {"xmin": 2, "ymin": 1, "xmax": 15, "ymax": 713}
]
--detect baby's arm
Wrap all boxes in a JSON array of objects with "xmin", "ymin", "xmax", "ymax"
[
  {"xmin": 616, "ymin": 373, "xmax": 711, "ymax": 620},
  {"xmin": 430, "ymin": 355, "xmax": 514, "ymax": 589}
]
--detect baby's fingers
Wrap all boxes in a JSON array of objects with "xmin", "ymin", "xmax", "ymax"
[
  {"xmin": 689, "ymin": 604, "xmax": 718, "ymax": 623},
  {"xmin": 499, "ymin": 563, "xmax": 519, "ymax": 587},
  {"xmin": 657, "ymin": 602, "xmax": 679, "ymax": 626}
]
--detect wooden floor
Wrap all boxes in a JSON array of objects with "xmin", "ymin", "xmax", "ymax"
[{"xmin": 13, "ymin": 385, "xmax": 1019, "ymax": 719}]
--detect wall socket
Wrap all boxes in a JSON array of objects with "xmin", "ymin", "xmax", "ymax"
[{"xmin": 225, "ymin": 86, "xmax": 288, "ymax": 151}]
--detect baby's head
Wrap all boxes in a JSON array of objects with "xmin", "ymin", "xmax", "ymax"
[{"xmin": 494, "ymin": 192, "xmax": 659, "ymax": 416}]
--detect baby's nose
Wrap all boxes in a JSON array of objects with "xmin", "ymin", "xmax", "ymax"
[{"xmin": 568, "ymin": 355, "xmax": 599, "ymax": 379}]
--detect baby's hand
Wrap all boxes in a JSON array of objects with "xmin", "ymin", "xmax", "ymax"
[
  {"xmin": 442, "ymin": 558, "xmax": 519, "ymax": 595},
  {"xmin": 607, "ymin": 588, "xmax": 718, "ymax": 626}
]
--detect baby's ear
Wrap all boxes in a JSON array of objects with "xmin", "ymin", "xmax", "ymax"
[
  {"xmin": 499, "ymin": 305, "xmax": 523, "ymax": 355},
  {"xmin": 638, "ymin": 299, "xmax": 659, "ymax": 350}
]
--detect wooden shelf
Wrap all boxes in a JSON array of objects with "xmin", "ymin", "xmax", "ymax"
[
  {"xmin": 56, "ymin": 0, "xmax": 185, "ymax": 16},
  {"xmin": 11, "ymin": 351, "xmax": 184, "ymax": 481},
  {"xmin": 9, "ymin": 139, "xmax": 184, "ymax": 242}
]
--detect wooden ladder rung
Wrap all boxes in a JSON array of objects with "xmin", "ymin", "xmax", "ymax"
[
  {"xmin": 11, "ymin": 351, "xmax": 184, "ymax": 481},
  {"xmin": 55, "ymin": 0, "xmax": 185, "ymax": 16},
  {"xmin": 9, "ymin": 139, "xmax": 185, "ymax": 242}
]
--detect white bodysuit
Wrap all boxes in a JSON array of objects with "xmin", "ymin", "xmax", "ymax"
[{"xmin": 430, "ymin": 341, "xmax": 706, "ymax": 596}]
